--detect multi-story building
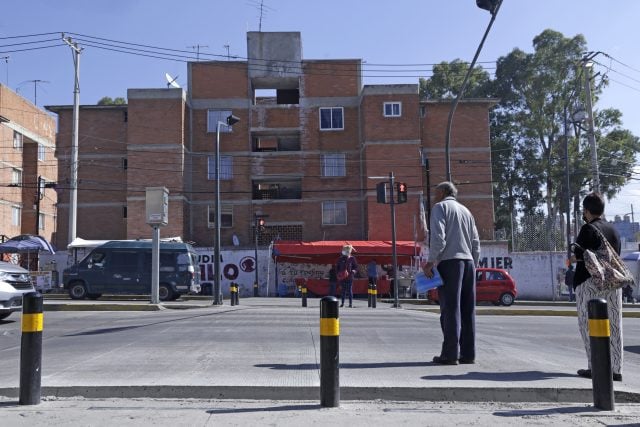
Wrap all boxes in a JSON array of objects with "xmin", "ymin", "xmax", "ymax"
[
  {"xmin": 46, "ymin": 31, "xmax": 496, "ymax": 249},
  {"xmin": 0, "ymin": 84, "xmax": 57, "ymax": 242}
]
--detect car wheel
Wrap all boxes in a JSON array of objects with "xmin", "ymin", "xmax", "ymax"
[
  {"xmin": 159, "ymin": 284, "xmax": 173, "ymax": 302},
  {"xmin": 0, "ymin": 313, "xmax": 11, "ymax": 320},
  {"xmin": 500, "ymin": 292, "xmax": 515, "ymax": 306},
  {"xmin": 87, "ymin": 293, "xmax": 102, "ymax": 300},
  {"xmin": 69, "ymin": 282, "xmax": 88, "ymax": 300}
]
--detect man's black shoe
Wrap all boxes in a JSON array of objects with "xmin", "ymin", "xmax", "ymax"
[
  {"xmin": 458, "ymin": 358, "xmax": 475, "ymax": 364},
  {"xmin": 432, "ymin": 356, "xmax": 458, "ymax": 365}
]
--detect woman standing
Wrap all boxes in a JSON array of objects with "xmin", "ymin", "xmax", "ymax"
[{"xmin": 571, "ymin": 193, "xmax": 623, "ymax": 381}]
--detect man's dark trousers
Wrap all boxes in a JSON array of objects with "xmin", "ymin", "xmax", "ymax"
[{"xmin": 436, "ymin": 259, "xmax": 476, "ymax": 361}]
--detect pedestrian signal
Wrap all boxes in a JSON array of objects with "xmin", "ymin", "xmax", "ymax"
[{"xmin": 397, "ymin": 182, "xmax": 408, "ymax": 204}]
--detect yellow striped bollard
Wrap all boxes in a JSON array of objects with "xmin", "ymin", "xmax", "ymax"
[
  {"xmin": 19, "ymin": 292, "xmax": 43, "ymax": 405},
  {"xmin": 320, "ymin": 296, "xmax": 339, "ymax": 407},
  {"xmin": 301, "ymin": 281, "xmax": 308, "ymax": 307},
  {"xmin": 588, "ymin": 298, "xmax": 614, "ymax": 411}
]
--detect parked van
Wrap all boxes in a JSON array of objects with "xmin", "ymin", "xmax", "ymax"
[{"xmin": 63, "ymin": 241, "xmax": 201, "ymax": 301}]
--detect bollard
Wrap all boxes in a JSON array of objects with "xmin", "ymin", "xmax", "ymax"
[
  {"xmin": 230, "ymin": 283, "xmax": 236, "ymax": 306},
  {"xmin": 368, "ymin": 283, "xmax": 372, "ymax": 307},
  {"xmin": 235, "ymin": 283, "xmax": 240, "ymax": 305},
  {"xmin": 254, "ymin": 281, "xmax": 259, "ymax": 297},
  {"xmin": 371, "ymin": 283, "xmax": 377, "ymax": 308},
  {"xmin": 320, "ymin": 296, "xmax": 340, "ymax": 407},
  {"xmin": 19, "ymin": 292, "xmax": 43, "ymax": 405},
  {"xmin": 301, "ymin": 283, "xmax": 308, "ymax": 307},
  {"xmin": 588, "ymin": 298, "xmax": 614, "ymax": 411}
]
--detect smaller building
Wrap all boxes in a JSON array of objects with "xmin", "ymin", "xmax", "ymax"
[
  {"xmin": 0, "ymin": 84, "xmax": 57, "ymax": 242},
  {"xmin": 612, "ymin": 214, "xmax": 639, "ymax": 242}
]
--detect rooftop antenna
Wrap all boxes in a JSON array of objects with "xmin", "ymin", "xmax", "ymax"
[
  {"xmin": 1, "ymin": 56, "xmax": 8, "ymax": 86},
  {"xmin": 18, "ymin": 79, "xmax": 50, "ymax": 105},
  {"xmin": 165, "ymin": 73, "xmax": 180, "ymax": 89},
  {"xmin": 247, "ymin": 0, "xmax": 275, "ymax": 32},
  {"xmin": 187, "ymin": 44, "xmax": 209, "ymax": 61},
  {"xmin": 224, "ymin": 44, "xmax": 230, "ymax": 60}
]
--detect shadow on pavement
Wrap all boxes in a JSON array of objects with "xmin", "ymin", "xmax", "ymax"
[
  {"xmin": 207, "ymin": 404, "xmax": 321, "ymax": 414},
  {"xmin": 422, "ymin": 370, "xmax": 576, "ymax": 382},
  {"xmin": 255, "ymin": 361, "xmax": 431, "ymax": 370},
  {"xmin": 0, "ymin": 401, "xmax": 19, "ymax": 408},
  {"xmin": 493, "ymin": 405, "xmax": 598, "ymax": 416},
  {"xmin": 625, "ymin": 345, "xmax": 640, "ymax": 355}
]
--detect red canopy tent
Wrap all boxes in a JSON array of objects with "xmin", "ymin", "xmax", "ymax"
[{"xmin": 272, "ymin": 240, "xmax": 422, "ymax": 265}]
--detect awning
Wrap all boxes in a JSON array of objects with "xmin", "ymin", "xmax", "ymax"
[
  {"xmin": 0, "ymin": 234, "xmax": 55, "ymax": 254},
  {"xmin": 272, "ymin": 240, "xmax": 421, "ymax": 265}
]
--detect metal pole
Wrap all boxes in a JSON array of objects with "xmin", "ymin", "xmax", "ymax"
[
  {"xmin": 582, "ymin": 57, "xmax": 600, "ymax": 193},
  {"xmin": 564, "ymin": 108, "xmax": 572, "ymax": 260},
  {"xmin": 35, "ymin": 176, "xmax": 42, "ymax": 234},
  {"xmin": 255, "ymin": 216, "xmax": 259, "ymax": 296},
  {"xmin": 389, "ymin": 172, "xmax": 400, "ymax": 308},
  {"xmin": 151, "ymin": 225, "xmax": 160, "ymax": 304},
  {"xmin": 214, "ymin": 121, "xmax": 222, "ymax": 305},
  {"xmin": 444, "ymin": 0, "xmax": 502, "ymax": 181},
  {"xmin": 63, "ymin": 36, "xmax": 81, "ymax": 245}
]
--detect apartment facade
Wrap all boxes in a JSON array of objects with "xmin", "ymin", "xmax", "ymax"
[
  {"xmin": 0, "ymin": 84, "xmax": 57, "ymax": 242},
  {"xmin": 47, "ymin": 32, "xmax": 496, "ymax": 249}
]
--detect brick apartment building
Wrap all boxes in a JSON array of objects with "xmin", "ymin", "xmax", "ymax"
[
  {"xmin": 46, "ymin": 31, "xmax": 496, "ymax": 249},
  {"xmin": 0, "ymin": 84, "xmax": 57, "ymax": 243}
]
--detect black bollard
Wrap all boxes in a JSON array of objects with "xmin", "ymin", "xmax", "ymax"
[
  {"xmin": 235, "ymin": 283, "xmax": 240, "ymax": 306},
  {"xmin": 371, "ymin": 284, "xmax": 377, "ymax": 308},
  {"xmin": 230, "ymin": 283, "xmax": 236, "ymax": 306},
  {"xmin": 320, "ymin": 296, "xmax": 339, "ymax": 407},
  {"xmin": 368, "ymin": 283, "xmax": 372, "ymax": 307},
  {"xmin": 302, "ymin": 283, "xmax": 307, "ymax": 307},
  {"xmin": 588, "ymin": 298, "xmax": 614, "ymax": 411},
  {"xmin": 19, "ymin": 292, "xmax": 43, "ymax": 405},
  {"xmin": 254, "ymin": 281, "xmax": 259, "ymax": 297}
]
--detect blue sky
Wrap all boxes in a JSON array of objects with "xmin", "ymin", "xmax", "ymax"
[{"xmin": 1, "ymin": 0, "xmax": 639, "ymax": 217}]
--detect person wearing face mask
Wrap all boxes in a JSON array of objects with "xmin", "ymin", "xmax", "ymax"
[
  {"xmin": 336, "ymin": 244, "xmax": 358, "ymax": 308},
  {"xmin": 570, "ymin": 192, "xmax": 623, "ymax": 382}
]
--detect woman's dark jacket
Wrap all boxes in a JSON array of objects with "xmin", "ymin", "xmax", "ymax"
[{"xmin": 572, "ymin": 218, "xmax": 621, "ymax": 288}]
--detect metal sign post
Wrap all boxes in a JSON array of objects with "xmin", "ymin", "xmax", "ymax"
[{"xmin": 146, "ymin": 187, "xmax": 169, "ymax": 304}]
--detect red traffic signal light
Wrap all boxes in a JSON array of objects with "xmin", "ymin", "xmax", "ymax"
[
  {"xmin": 396, "ymin": 182, "xmax": 408, "ymax": 204},
  {"xmin": 257, "ymin": 218, "xmax": 265, "ymax": 228}
]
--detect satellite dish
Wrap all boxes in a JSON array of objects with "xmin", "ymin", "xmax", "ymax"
[
  {"xmin": 165, "ymin": 73, "xmax": 180, "ymax": 89},
  {"xmin": 232, "ymin": 234, "xmax": 240, "ymax": 246}
]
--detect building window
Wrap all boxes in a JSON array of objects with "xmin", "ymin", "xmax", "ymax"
[
  {"xmin": 37, "ymin": 143, "xmax": 46, "ymax": 161},
  {"xmin": 122, "ymin": 206, "xmax": 128, "ymax": 218},
  {"xmin": 384, "ymin": 102, "xmax": 402, "ymax": 117},
  {"xmin": 319, "ymin": 107, "xmax": 344, "ymax": 130},
  {"xmin": 13, "ymin": 131, "xmax": 23, "ymax": 151},
  {"xmin": 39, "ymin": 213, "xmax": 45, "ymax": 230},
  {"xmin": 207, "ymin": 155, "xmax": 233, "ymax": 180},
  {"xmin": 322, "ymin": 201, "xmax": 347, "ymax": 225},
  {"xmin": 208, "ymin": 205, "xmax": 233, "ymax": 228},
  {"xmin": 207, "ymin": 110, "xmax": 234, "ymax": 133},
  {"xmin": 122, "ymin": 158, "xmax": 128, "ymax": 170},
  {"xmin": 11, "ymin": 168, "xmax": 22, "ymax": 186},
  {"xmin": 12, "ymin": 206, "xmax": 21, "ymax": 226},
  {"xmin": 322, "ymin": 154, "xmax": 346, "ymax": 177}
]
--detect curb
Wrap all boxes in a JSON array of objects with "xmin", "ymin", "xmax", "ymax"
[{"xmin": 0, "ymin": 385, "xmax": 639, "ymax": 403}]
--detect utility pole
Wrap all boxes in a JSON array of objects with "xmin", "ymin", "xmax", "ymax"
[
  {"xmin": 63, "ymin": 34, "xmax": 81, "ymax": 245},
  {"xmin": 35, "ymin": 176, "xmax": 43, "ymax": 234},
  {"xmin": 1, "ymin": 56, "xmax": 8, "ymax": 86},
  {"xmin": 582, "ymin": 53, "xmax": 600, "ymax": 193}
]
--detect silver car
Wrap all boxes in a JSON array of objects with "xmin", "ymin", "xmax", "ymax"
[{"xmin": 0, "ymin": 261, "xmax": 35, "ymax": 320}]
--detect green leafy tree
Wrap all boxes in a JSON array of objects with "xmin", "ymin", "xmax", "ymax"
[
  {"xmin": 419, "ymin": 59, "xmax": 492, "ymax": 99},
  {"xmin": 97, "ymin": 96, "xmax": 126, "ymax": 105}
]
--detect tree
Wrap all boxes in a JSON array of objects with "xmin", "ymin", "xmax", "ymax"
[
  {"xmin": 419, "ymin": 59, "xmax": 492, "ymax": 99},
  {"xmin": 97, "ymin": 96, "xmax": 126, "ymax": 105}
]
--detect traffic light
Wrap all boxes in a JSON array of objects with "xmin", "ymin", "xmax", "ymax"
[
  {"xmin": 396, "ymin": 182, "xmax": 408, "ymax": 204},
  {"xmin": 376, "ymin": 182, "xmax": 388, "ymax": 204},
  {"xmin": 257, "ymin": 217, "xmax": 266, "ymax": 231}
]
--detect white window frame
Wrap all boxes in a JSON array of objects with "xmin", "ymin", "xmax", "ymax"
[
  {"xmin": 383, "ymin": 102, "xmax": 402, "ymax": 117},
  {"xmin": 13, "ymin": 131, "xmax": 23, "ymax": 151},
  {"xmin": 37, "ymin": 143, "xmax": 46, "ymax": 161},
  {"xmin": 11, "ymin": 168, "xmax": 22, "ymax": 186},
  {"xmin": 319, "ymin": 107, "xmax": 344, "ymax": 131},
  {"xmin": 322, "ymin": 153, "xmax": 346, "ymax": 177},
  {"xmin": 322, "ymin": 201, "xmax": 347, "ymax": 225},
  {"xmin": 12, "ymin": 206, "xmax": 21, "ymax": 226},
  {"xmin": 39, "ymin": 213, "xmax": 45, "ymax": 230},
  {"xmin": 207, "ymin": 109, "xmax": 234, "ymax": 133},
  {"xmin": 207, "ymin": 205, "xmax": 233, "ymax": 228},
  {"xmin": 207, "ymin": 155, "xmax": 233, "ymax": 180}
]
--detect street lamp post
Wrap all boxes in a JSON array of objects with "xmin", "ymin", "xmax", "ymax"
[
  {"xmin": 214, "ymin": 114, "xmax": 240, "ymax": 305},
  {"xmin": 444, "ymin": 0, "xmax": 502, "ymax": 182}
]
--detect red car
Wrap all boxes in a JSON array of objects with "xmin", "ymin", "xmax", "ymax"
[{"xmin": 427, "ymin": 267, "xmax": 517, "ymax": 306}]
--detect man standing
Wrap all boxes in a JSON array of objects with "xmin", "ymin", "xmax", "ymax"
[{"xmin": 423, "ymin": 181, "xmax": 480, "ymax": 365}]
